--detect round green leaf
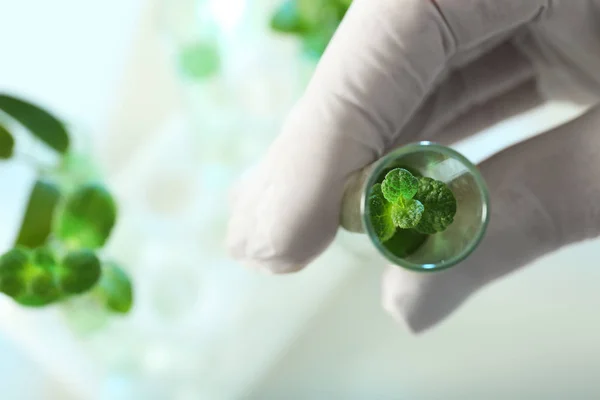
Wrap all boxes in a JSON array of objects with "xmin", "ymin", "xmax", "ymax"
[
  {"xmin": 367, "ymin": 183, "xmax": 396, "ymax": 242},
  {"xmin": 32, "ymin": 246, "xmax": 55, "ymax": 268},
  {"xmin": 0, "ymin": 247, "xmax": 61, "ymax": 307},
  {"xmin": 0, "ymin": 123, "xmax": 15, "ymax": 159},
  {"xmin": 0, "ymin": 248, "xmax": 28, "ymax": 298},
  {"xmin": 58, "ymin": 250, "xmax": 101, "ymax": 294},
  {"xmin": 14, "ymin": 179, "xmax": 61, "ymax": 248},
  {"xmin": 54, "ymin": 183, "xmax": 117, "ymax": 249},
  {"xmin": 381, "ymin": 168, "xmax": 419, "ymax": 203},
  {"xmin": 0, "ymin": 94, "xmax": 69, "ymax": 154},
  {"xmin": 391, "ymin": 199, "xmax": 424, "ymax": 229},
  {"xmin": 413, "ymin": 177, "xmax": 457, "ymax": 234},
  {"xmin": 95, "ymin": 261, "xmax": 133, "ymax": 314},
  {"xmin": 28, "ymin": 247, "xmax": 61, "ymax": 301}
]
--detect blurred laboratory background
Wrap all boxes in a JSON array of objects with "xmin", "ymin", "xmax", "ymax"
[{"xmin": 0, "ymin": 0, "xmax": 598, "ymax": 399}]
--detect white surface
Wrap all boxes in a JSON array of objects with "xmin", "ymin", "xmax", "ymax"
[
  {"xmin": 0, "ymin": 324, "xmax": 73, "ymax": 400},
  {"xmin": 252, "ymin": 240, "xmax": 600, "ymax": 399},
  {"xmin": 0, "ymin": 0, "xmax": 145, "ymax": 132}
]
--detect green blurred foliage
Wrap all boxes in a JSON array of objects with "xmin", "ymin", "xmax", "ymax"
[
  {"xmin": 58, "ymin": 250, "xmax": 102, "ymax": 295},
  {"xmin": 54, "ymin": 183, "xmax": 117, "ymax": 249},
  {"xmin": 27, "ymin": 247, "xmax": 62, "ymax": 304},
  {"xmin": 0, "ymin": 93, "xmax": 134, "ymax": 316},
  {"xmin": 0, "ymin": 247, "xmax": 29, "ymax": 298},
  {"xmin": 94, "ymin": 261, "xmax": 133, "ymax": 314},
  {"xmin": 270, "ymin": 0, "xmax": 350, "ymax": 58},
  {"xmin": 0, "ymin": 123, "xmax": 14, "ymax": 159},
  {"xmin": 178, "ymin": 41, "xmax": 221, "ymax": 80},
  {"xmin": 0, "ymin": 247, "xmax": 61, "ymax": 307},
  {"xmin": 0, "ymin": 94, "xmax": 69, "ymax": 154},
  {"xmin": 14, "ymin": 180, "xmax": 61, "ymax": 249}
]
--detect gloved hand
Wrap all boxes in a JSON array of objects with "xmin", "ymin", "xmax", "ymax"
[{"xmin": 227, "ymin": 0, "xmax": 600, "ymax": 333}]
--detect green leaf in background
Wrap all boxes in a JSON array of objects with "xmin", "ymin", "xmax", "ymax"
[
  {"xmin": 302, "ymin": 29, "xmax": 335, "ymax": 58},
  {"xmin": 0, "ymin": 248, "xmax": 29, "ymax": 298},
  {"xmin": 94, "ymin": 261, "xmax": 133, "ymax": 314},
  {"xmin": 178, "ymin": 42, "xmax": 221, "ymax": 80},
  {"xmin": 54, "ymin": 183, "xmax": 117, "ymax": 249},
  {"xmin": 29, "ymin": 247, "xmax": 61, "ymax": 299},
  {"xmin": 270, "ymin": 0, "xmax": 350, "ymax": 58},
  {"xmin": 0, "ymin": 123, "xmax": 15, "ymax": 159},
  {"xmin": 296, "ymin": 0, "xmax": 329, "ymax": 27},
  {"xmin": 335, "ymin": 0, "xmax": 352, "ymax": 8},
  {"xmin": 14, "ymin": 179, "xmax": 61, "ymax": 249},
  {"xmin": 0, "ymin": 247, "xmax": 61, "ymax": 307},
  {"xmin": 57, "ymin": 249, "xmax": 101, "ymax": 295},
  {"xmin": 270, "ymin": 0, "xmax": 306, "ymax": 33},
  {"xmin": 0, "ymin": 94, "xmax": 69, "ymax": 154},
  {"xmin": 18, "ymin": 247, "xmax": 61, "ymax": 307},
  {"xmin": 298, "ymin": 1, "xmax": 344, "ymax": 57}
]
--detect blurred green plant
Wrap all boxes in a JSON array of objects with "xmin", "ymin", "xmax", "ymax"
[
  {"xmin": 0, "ymin": 93, "xmax": 133, "ymax": 314},
  {"xmin": 178, "ymin": 41, "xmax": 221, "ymax": 80},
  {"xmin": 269, "ymin": 0, "xmax": 351, "ymax": 58}
]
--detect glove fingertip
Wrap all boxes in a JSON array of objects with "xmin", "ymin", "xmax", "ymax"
[
  {"xmin": 381, "ymin": 296, "xmax": 436, "ymax": 335},
  {"xmin": 380, "ymin": 272, "xmax": 428, "ymax": 334},
  {"xmin": 380, "ymin": 265, "xmax": 477, "ymax": 334}
]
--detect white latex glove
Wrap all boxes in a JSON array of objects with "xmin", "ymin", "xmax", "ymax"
[{"xmin": 227, "ymin": 0, "xmax": 600, "ymax": 333}]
